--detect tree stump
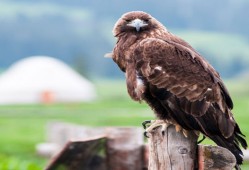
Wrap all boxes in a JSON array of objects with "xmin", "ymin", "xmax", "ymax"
[{"xmin": 147, "ymin": 123, "xmax": 198, "ymax": 170}]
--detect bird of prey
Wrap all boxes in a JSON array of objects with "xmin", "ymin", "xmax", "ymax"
[{"xmin": 109, "ymin": 11, "xmax": 247, "ymax": 169}]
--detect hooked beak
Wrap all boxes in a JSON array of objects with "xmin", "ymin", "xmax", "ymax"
[{"xmin": 127, "ymin": 18, "xmax": 148, "ymax": 32}]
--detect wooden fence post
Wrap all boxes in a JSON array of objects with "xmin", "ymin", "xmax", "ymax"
[
  {"xmin": 147, "ymin": 120, "xmax": 237, "ymax": 170},
  {"xmin": 147, "ymin": 123, "xmax": 198, "ymax": 170}
]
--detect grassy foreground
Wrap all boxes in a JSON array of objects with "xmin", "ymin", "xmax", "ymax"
[{"xmin": 0, "ymin": 80, "xmax": 248, "ymax": 169}]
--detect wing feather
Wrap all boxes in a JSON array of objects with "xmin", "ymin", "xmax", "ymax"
[
  {"xmin": 135, "ymin": 38, "xmax": 216, "ymax": 101},
  {"xmin": 134, "ymin": 37, "xmax": 232, "ymax": 118}
]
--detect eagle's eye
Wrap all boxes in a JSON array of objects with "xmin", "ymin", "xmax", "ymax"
[{"xmin": 124, "ymin": 19, "xmax": 131, "ymax": 22}]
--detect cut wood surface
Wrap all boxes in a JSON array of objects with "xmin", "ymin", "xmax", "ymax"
[{"xmin": 45, "ymin": 136, "xmax": 106, "ymax": 170}]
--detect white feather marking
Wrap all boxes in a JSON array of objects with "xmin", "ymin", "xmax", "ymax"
[
  {"xmin": 135, "ymin": 73, "xmax": 145, "ymax": 98},
  {"xmin": 207, "ymin": 88, "xmax": 212, "ymax": 92},
  {"xmin": 137, "ymin": 77, "xmax": 144, "ymax": 87},
  {"xmin": 155, "ymin": 66, "xmax": 162, "ymax": 71}
]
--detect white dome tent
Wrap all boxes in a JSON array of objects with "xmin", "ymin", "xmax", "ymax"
[{"xmin": 0, "ymin": 56, "xmax": 96, "ymax": 104}]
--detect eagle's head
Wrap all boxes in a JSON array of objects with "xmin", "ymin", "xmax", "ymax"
[{"xmin": 113, "ymin": 11, "xmax": 166, "ymax": 37}]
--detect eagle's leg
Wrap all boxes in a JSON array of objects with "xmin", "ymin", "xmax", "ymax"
[
  {"xmin": 143, "ymin": 120, "xmax": 171, "ymax": 138},
  {"xmin": 142, "ymin": 120, "xmax": 154, "ymax": 129}
]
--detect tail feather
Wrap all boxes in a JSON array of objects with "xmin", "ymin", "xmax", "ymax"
[
  {"xmin": 234, "ymin": 124, "xmax": 248, "ymax": 149},
  {"xmin": 210, "ymin": 134, "xmax": 246, "ymax": 169}
]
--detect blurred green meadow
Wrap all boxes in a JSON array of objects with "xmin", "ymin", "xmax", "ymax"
[{"xmin": 0, "ymin": 80, "xmax": 248, "ymax": 169}]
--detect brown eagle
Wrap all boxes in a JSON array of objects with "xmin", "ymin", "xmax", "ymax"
[{"xmin": 110, "ymin": 11, "xmax": 247, "ymax": 169}]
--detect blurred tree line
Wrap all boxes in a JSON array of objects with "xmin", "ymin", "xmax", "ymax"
[{"xmin": 0, "ymin": 0, "xmax": 248, "ymax": 79}]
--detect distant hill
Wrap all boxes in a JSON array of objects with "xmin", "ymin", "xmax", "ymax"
[{"xmin": 0, "ymin": 0, "xmax": 249, "ymax": 78}]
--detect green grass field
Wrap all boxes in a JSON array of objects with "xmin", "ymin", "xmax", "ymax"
[{"xmin": 0, "ymin": 80, "xmax": 248, "ymax": 169}]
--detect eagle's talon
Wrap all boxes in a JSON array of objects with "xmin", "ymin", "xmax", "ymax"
[
  {"xmin": 197, "ymin": 135, "xmax": 206, "ymax": 144},
  {"xmin": 143, "ymin": 120, "xmax": 170, "ymax": 137},
  {"xmin": 144, "ymin": 131, "xmax": 150, "ymax": 138},
  {"xmin": 142, "ymin": 120, "xmax": 152, "ymax": 129}
]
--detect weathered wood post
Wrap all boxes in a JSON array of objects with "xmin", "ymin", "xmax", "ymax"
[
  {"xmin": 45, "ymin": 136, "xmax": 107, "ymax": 170},
  {"xmin": 106, "ymin": 127, "xmax": 144, "ymax": 170},
  {"xmin": 147, "ymin": 123, "xmax": 198, "ymax": 170},
  {"xmin": 198, "ymin": 145, "xmax": 236, "ymax": 170},
  {"xmin": 147, "ymin": 120, "xmax": 237, "ymax": 170}
]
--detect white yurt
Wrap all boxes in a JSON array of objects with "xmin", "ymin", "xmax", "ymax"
[{"xmin": 0, "ymin": 56, "xmax": 96, "ymax": 104}]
